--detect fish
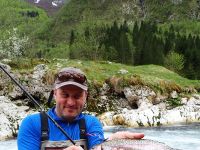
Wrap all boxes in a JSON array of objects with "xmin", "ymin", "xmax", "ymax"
[{"xmin": 93, "ymin": 139, "xmax": 178, "ymax": 150}]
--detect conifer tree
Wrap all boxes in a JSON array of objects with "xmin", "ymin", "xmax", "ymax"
[
  {"xmin": 132, "ymin": 21, "xmax": 139, "ymax": 46},
  {"xmin": 69, "ymin": 30, "xmax": 75, "ymax": 45},
  {"xmin": 110, "ymin": 21, "xmax": 120, "ymax": 50},
  {"xmin": 118, "ymin": 27, "xmax": 131, "ymax": 64}
]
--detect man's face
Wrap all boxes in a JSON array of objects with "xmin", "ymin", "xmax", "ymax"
[{"xmin": 54, "ymin": 85, "xmax": 87, "ymax": 121}]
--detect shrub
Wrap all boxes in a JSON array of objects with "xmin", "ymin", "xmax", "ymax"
[
  {"xmin": 164, "ymin": 50, "xmax": 185, "ymax": 73},
  {"xmin": 0, "ymin": 28, "xmax": 29, "ymax": 59},
  {"xmin": 166, "ymin": 97, "xmax": 182, "ymax": 109}
]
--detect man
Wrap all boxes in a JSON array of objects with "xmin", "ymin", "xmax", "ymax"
[{"xmin": 17, "ymin": 67, "xmax": 144, "ymax": 150}]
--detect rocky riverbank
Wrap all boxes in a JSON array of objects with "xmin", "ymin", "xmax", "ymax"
[
  {"xmin": 0, "ymin": 96, "xmax": 34, "ymax": 140},
  {"xmin": 99, "ymin": 94, "xmax": 200, "ymax": 127},
  {"xmin": 0, "ymin": 63, "xmax": 200, "ymax": 140}
]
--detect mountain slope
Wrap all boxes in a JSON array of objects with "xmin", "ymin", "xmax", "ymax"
[
  {"xmin": 39, "ymin": 0, "xmax": 200, "ymax": 43},
  {"xmin": 25, "ymin": 0, "xmax": 67, "ymax": 16},
  {"xmin": 0, "ymin": 0, "xmax": 49, "ymax": 34},
  {"xmin": 0, "ymin": 0, "xmax": 49, "ymax": 59}
]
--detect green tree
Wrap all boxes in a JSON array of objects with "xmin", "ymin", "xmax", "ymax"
[
  {"xmin": 69, "ymin": 26, "xmax": 105, "ymax": 61},
  {"xmin": 164, "ymin": 51, "xmax": 185, "ymax": 73},
  {"xmin": 132, "ymin": 21, "xmax": 139, "ymax": 46},
  {"xmin": 69, "ymin": 30, "xmax": 75, "ymax": 45},
  {"xmin": 117, "ymin": 21, "xmax": 130, "ymax": 64},
  {"xmin": 0, "ymin": 28, "xmax": 29, "ymax": 59}
]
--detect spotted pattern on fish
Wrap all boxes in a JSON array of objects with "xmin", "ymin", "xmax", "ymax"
[{"xmin": 99, "ymin": 139, "xmax": 179, "ymax": 150}]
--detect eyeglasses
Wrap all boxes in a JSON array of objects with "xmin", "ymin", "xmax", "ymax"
[{"xmin": 56, "ymin": 71, "xmax": 87, "ymax": 85}]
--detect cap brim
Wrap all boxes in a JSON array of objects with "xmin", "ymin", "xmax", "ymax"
[{"xmin": 54, "ymin": 81, "xmax": 88, "ymax": 91}]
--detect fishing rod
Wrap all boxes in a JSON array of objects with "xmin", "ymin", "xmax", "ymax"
[{"xmin": 0, "ymin": 64, "xmax": 76, "ymax": 145}]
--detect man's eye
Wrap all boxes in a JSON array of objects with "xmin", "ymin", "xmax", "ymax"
[
  {"xmin": 74, "ymin": 94, "xmax": 81, "ymax": 99},
  {"xmin": 62, "ymin": 94, "xmax": 69, "ymax": 98}
]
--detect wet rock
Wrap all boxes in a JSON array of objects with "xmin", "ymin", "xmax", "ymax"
[{"xmin": 98, "ymin": 112, "xmax": 115, "ymax": 126}]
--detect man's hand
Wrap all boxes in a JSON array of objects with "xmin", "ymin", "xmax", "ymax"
[
  {"xmin": 108, "ymin": 131, "xmax": 144, "ymax": 141},
  {"xmin": 63, "ymin": 145, "xmax": 84, "ymax": 150}
]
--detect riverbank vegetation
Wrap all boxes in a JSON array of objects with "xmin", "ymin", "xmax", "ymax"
[
  {"xmin": 6, "ymin": 58, "xmax": 200, "ymax": 94},
  {"xmin": 2, "ymin": 58, "xmax": 198, "ymax": 111}
]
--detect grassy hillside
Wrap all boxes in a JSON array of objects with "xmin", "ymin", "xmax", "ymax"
[
  {"xmin": 8, "ymin": 58, "xmax": 200, "ymax": 93},
  {"xmin": 0, "ymin": 0, "xmax": 49, "ymax": 34},
  {"xmin": 0, "ymin": 0, "xmax": 49, "ymax": 58}
]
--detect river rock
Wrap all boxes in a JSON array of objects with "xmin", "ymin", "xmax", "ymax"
[
  {"xmin": 0, "ymin": 96, "xmax": 31, "ymax": 140},
  {"xmin": 187, "ymin": 96, "xmax": 200, "ymax": 106},
  {"xmin": 124, "ymin": 85, "xmax": 155, "ymax": 110},
  {"xmin": 99, "ymin": 112, "xmax": 115, "ymax": 126},
  {"xmin": 100, "ymin": 97, "xmax": 200, "ymax": 127},
  {"xmin": 0, "ymin": 63, "xmax": 11, "ymax": 71},
  {"xmin": 32, "ymin": 64, "xmax": 48, "ymax": 80},
  {"xmin": 170, "ymin": 91, "xmax": 178, "ymax": 99},
  {"xmin": 118, "ymin": 69, "xmax": 128, "ymax": 74}
]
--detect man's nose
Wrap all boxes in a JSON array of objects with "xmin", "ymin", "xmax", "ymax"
[{"xmin": 66, "ymin": 96, "xmax": 75, "ymax": 105}]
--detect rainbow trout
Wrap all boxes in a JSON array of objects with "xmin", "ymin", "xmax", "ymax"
[{"xmin": 93, "ymin": 139, "xmax": 178, "ymax": 150}]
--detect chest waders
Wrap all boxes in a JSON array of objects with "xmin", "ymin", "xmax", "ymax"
[{"xmin": 40, "ymin": 112, "xmax": 88, "ymax": 150}]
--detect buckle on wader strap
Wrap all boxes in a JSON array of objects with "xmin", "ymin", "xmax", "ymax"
[{"xmin": 79, "ymin": 118, "xmax": 87, "ymax": 139}]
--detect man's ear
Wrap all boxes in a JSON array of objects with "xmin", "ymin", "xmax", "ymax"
[{"xmin": 85, "ymin": 91, "xmax": 89, "ymax": 101}]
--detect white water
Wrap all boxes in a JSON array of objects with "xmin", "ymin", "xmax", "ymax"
[
  {"xmin": 104, "ymin": 123, "xmax": 200, "ymax": 150},
  {"xmin": 1, "ymin": 123, "xmax": 200, "ymax": 150}
]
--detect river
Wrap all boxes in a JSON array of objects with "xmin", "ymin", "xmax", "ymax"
[{"xmin": 1, "ymin": 123, "xmax": 200, "ymax": 150}]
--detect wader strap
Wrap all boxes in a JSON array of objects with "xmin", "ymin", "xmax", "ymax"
[
  {"xmin": 40, "ymin": 111, "xmax": 49, "ymax": 141},
  {"xmin": 78, "ymin": 118, "xmax": 88, "ymax": 149},
  {"xmin": 79, "ymin": 118, "xmax": 87, "ymax": 139},
  {"xmin": 40, "ymin": 112, "xmax": 88, "ymax": 148}
]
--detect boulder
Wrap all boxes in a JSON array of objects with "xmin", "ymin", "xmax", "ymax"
[
  {"xmin": 124, "ymin": 85, "xmax": 155, "ymax": 109},
  {"xmin": 0, "ymin": 96, "xmax": 32, "ymax": 140},
  {"xmin": 99, "ymin": 95, "xmax": 200, "ymax": 127}
]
